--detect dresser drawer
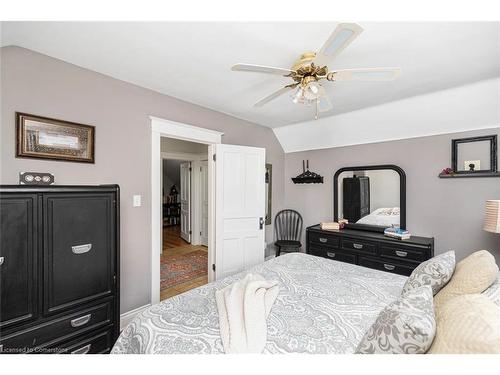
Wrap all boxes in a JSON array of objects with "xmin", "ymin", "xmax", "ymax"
[
  {"xmin": 309, "ymin": 232, "xmax": 340, "ymax": 248},
  {"xmin": 56, "ymin": 329, "xmax": 114, "ymax": 354},
  {"xmin": 341, "ymin": 238, "xmax": 377, "ymax": 255},
  {"xmin": 0, "ymin": 299, "xmax": 113, "ymax": 351},
  {"xmin": 359, "ymin": 256, "xmax": 415, "ymax": 276},
  {"xmin": 309, "ymin": 246, "xmax": 356, "ymax": 264},
  {"xmin": 379, "ymin": 243, "xmax": 429, "ymax": 262}
]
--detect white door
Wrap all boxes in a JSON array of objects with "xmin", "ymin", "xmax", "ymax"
[
  {"xmin": 214, "ymin": 144, "xmax": 266, "ymax": 279},
  {"xmin": 200, "ymin": 161, "xmax": 209, "ymax": 246},
  {"xmin": 180, "ymin": 162, "xmax": 191, "ymax": 243}
]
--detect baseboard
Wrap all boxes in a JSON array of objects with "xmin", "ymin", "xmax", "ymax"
[{"xmin": 120, "ymin": 303, "xmax": 151, "ymax": 330}]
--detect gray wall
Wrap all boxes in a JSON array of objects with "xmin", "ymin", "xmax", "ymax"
[
  {"xmin": 285, "ymin": 128, "xmax": 500, "ymax": 263},
  {"xmin": 0, "ymin": 46, "xmax": 285, "ymax": 313}
]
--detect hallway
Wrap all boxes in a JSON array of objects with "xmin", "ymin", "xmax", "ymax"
[{"xmin": 160, "ymin": 226, "xmax": 208, "ymax": 301}]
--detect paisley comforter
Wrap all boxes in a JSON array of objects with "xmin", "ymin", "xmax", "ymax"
[{"xmin": 112, "ymin": 253, "xmax": 409, "ymax": 354}]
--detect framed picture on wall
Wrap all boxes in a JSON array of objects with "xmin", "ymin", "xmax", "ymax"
[{"xmin": 16, "ymin": 112, "xmax": 95, "ymax": 163}]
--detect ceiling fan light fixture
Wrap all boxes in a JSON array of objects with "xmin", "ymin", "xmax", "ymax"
[
  {"xmin": 232, "ymin": 23, "xmax": 401, "ymax": 120},
  {"xmin": 308, "ymin": 81, "xmax": 321, "ymax": 95},
  {"xmin": 291, "ymin": 82, "xmax": 322, "ymax": 106}
]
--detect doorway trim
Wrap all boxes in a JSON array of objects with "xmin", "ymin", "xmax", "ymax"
[{"xmin": 151, "ymin": 116, "xmax": 223, "ymax": 306}]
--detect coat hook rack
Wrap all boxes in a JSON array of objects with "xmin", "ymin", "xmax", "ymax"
[{"xmin": 291, "ymin": 159, "xmax": 324, "ymax": 184}]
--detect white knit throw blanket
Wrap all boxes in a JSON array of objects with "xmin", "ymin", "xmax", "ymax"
[{"xmin": 215, "ymin": 273, "xmax": 280, "ymax": 353}]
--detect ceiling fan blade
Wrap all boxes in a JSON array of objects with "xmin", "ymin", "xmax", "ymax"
[
  {"xmin": 254, "ymin": 85, "xmax": 296, "ymax": 107},
  {"xmin": 317, "ymin": 95, "xmax": 333, "ymax": 112},
  {"xmin": 329, "ymin": 67, "xmax": 401, "ymax": 81},
  {"xmin": 232, "ymin": 63, "xmax": 294, "ymax": 76},
  {"xmin": 314, "ymin": 23, "xmax": 364, "ymax": 66}
]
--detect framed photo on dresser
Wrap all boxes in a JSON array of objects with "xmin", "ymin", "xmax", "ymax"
[{"xmin": 16, "ymin": 112, "xmax": 95, "ymax": 163}]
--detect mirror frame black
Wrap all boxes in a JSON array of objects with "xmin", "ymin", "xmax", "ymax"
[{"xmin": 333, "ymin": 164, "xmax": 406, "ymax": 233}]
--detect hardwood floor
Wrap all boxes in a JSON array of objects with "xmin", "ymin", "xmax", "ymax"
[
  {"xmin": 160, "ymin": 225, "xmax": 208, "ymax": 301},
  {"xmin": 163, "ymin": 225, "xmax": 190, "ymax": 249}
]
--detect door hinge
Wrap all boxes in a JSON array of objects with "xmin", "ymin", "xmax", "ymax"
[
  {"xmin": 189, "ymin": 230, "xmax": 192, "ymax": 234},
  {"xmin": 212, "ymin": 264, "xmax": 216, "ymax": 272},
  {"xmin": 212, "ymin": 154, "xmax": 216, "ymax": 161},
  {"xmin": 200, "ymin": 231, "xmax": 202, "ymax": 236},
  {"xmin": 189, "ymin": 167, "xmax": 192, "ymax": 171}
]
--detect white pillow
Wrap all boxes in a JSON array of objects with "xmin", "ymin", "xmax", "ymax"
[{"xmin": 429, "ymin": 294, "xmax": 500, "ymax": 354}]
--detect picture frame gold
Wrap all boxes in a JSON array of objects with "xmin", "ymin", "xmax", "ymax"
[{"xmin": 16, "ymin": 112, "xmax": 95, "ymax": 163}]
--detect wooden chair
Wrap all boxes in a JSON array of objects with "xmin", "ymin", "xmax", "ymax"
[{"xmin": 274, "ymin": 209, "xmax": 303, "ymax": 256}]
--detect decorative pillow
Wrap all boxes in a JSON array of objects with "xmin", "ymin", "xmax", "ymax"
[
  {"xmin": 401, "ymin": 251, "xmax": 455, "ymax": 296},
  {"xmin": 355, "ymin": 285, "xmax": 436, "ymax": 354},
  {"xmin": 434, "ymin": 250, "xmax": 498, "ymax": 312},
  {"xmin": 483, "ymin": 273, "xmax": 500, "ymax": 307},
  {"xmin": 429, "ymin": 294, "xmax": 500, "ymax": 354}
]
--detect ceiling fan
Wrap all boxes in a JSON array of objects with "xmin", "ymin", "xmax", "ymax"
[{"xmin": 231, "ymin": 23, "xmax": 401, "ymax": 120}]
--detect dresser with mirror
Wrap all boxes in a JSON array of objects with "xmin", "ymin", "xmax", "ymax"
[{"xmin": 306, "ymin": 164, "xmax": 434, "ymax": 276}]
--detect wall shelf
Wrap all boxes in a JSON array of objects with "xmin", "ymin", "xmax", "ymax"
[{"xmin": 438, "ymin": 172, "xmax": 500, "ymax": 178}]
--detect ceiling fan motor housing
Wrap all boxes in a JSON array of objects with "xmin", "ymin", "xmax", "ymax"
[{"xmin": 291, "ymin": 52, "xmax": 317, "ymax": 71}]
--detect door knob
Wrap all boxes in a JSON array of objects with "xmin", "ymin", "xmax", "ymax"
[
  {"xmin": 259, "ymin": 217, "xmax": 264, "ymax": 230},
  {"xmin": 0, "ymin": 257, "xmax": 4, "ymax": 266}
]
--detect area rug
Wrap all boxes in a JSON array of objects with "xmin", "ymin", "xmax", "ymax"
[{"xmin": 161, "ymin": 249, "xmax": 208, "ymax": 290}]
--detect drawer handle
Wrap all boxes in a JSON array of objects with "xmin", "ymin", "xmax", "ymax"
[
  {"xmin": 318, "ymin": 238, "xmax": 328, "ymax": 243},
  {"xmin": 395, "ymin": 250, "xmax": 408, "ymax": 257},
  {"xmin": 72, "ymin": 244, "xmax": 92, "ymax": 254},
  {"xmin": 353, "ymin": 243, "xmax": 363, "ymax": 249},
  {"xmin": 72, "ymin": 344, "xmax": 91, "ymax": 354},
  {"xmin": 384, "ymin": 264, "xmax": 396, "ymax": 271},
  {"xmin": 0, "ymin": 257, "xmax": 4, "ymax": 266},
  {"xmin": 71, "ymin": 314, "xmax": 91, "ymax": 328},
  {"xmin": 326, "ymin": 252, "xmax": 336, "ymax": 258}
]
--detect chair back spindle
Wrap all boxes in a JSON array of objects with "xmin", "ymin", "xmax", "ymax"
[{"xmin": 275, "ymin": 209, "xmax": 303, "ymax": 242}]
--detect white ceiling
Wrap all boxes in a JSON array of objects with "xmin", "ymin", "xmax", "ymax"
[{"xmin": 2, "ymin": 22, "xmax": 500, "ymax": 128}]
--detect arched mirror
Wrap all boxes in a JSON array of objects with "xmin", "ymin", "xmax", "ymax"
[{"xmin": 333, "ymin": 164, "xmax": 406, "ymax": 232}]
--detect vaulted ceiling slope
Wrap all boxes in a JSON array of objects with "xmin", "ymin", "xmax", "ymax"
[{"xmin": 1, "ymin": 22, "xmax": 499, "ymax": 129}]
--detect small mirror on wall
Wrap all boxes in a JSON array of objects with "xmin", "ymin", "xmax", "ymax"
[
  {"xmin": 265, "ymin": 163, "xmax": 272, "ymax": 225},
  {"xmin": 452, "ymin": 135, "xmax": 497, "ymax": 174}
]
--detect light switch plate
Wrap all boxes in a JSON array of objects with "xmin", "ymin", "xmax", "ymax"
[{"xmin": 133, "ymin": 195, "xmax": 142, "ymax": 207}]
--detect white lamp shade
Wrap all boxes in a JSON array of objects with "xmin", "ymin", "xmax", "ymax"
[{"xmin": 484, "ymin": 200, "xmax": 500, "ymax": 233}]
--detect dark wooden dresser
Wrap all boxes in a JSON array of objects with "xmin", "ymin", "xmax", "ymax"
[
  {"xmin": 306, "ymin": 225, "xmax": 434, "ymax": 276},
  {"xmin": 0, "ymin": 185, "xmax": 119, "ymax": 354}
]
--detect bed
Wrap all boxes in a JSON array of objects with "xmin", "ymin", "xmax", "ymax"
[
  {"xmin": 112, "ymin": 253, "xmax": 408, "ymax": 354},
  {"xmin": 356, "ymin": 207, "xmax": 400, "ymax": 227}
]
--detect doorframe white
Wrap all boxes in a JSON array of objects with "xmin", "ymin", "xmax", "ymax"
[
  {"xmin": 199, "ymin": 160, "xmax": 209, "ymax": 247},
  {"xmin": 151, "ymin": 116, "xmax": 223, "ymax": 306}
]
